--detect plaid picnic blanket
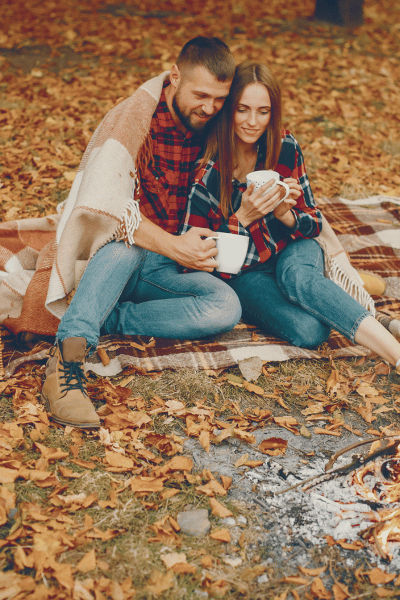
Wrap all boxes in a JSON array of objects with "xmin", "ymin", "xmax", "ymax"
[{"xmin": 1, "ymin": 195, "xmax": 399, "ymax": 378}]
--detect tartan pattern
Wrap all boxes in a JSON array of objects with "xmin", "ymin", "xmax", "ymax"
[
  {"xmin": 0, "ymin": 195, "xmax": 399, "ymax": 378},
  {"xmin": 181, "ymin": 131, "xmax": 322, "ymax": 278},
  {"xmin": 137, "ymin": 84, "xmax": 202, "ymax": 234}
]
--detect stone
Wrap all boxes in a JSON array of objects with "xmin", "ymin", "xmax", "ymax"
[
  {"xmin": 221, "ymin": 517, "xmax": 236, "ymax": 527},
  {"xmin": 238, "ymin": 356, "xmax": 263, "ymax": 382},
  {"xmin": 177, "ymin": 509, "xmax": 211, "ymax": 536},
  {"xmin": 223, "ymin": 556, "xmax": 242, "ymax": 567}
]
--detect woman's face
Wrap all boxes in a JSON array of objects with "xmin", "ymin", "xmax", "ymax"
[{"xmin": 233, "ymin": 82, "xmax": 271, "ymax": 146}]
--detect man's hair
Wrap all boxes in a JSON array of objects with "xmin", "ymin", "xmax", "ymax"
[{"xmin": 176, "ymin": 37, "xmax": 235, "ymax": 82}]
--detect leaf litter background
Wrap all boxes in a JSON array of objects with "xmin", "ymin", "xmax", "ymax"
[{"xmin": 1, "ymin": 0, "xmax": 400, "ymax": 598}]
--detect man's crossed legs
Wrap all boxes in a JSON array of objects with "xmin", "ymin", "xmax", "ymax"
[{"xmin": 42, "ymin": 241, "xmax": 242, "ymax": 428}]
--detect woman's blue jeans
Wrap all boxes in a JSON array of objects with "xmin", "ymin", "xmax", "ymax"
[
  {"xmin": 227, "ymin": 238, "xmax": 369, "ymax": 349},
  {"xmin": 56, "ymin": 240, "xmax": 242, "ymax": 348}
]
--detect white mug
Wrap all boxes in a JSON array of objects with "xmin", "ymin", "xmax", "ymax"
[
  {"xmin": 246, "ymin": 170, "xmax": 290, "ymax": 204},
  {"xmin": 206, "ymin": 232, "xmax": 249, "ymax": 275}
]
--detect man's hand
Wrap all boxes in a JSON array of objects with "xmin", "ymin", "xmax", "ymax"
[{"xmin": 170, "ymin": 227, "xmax": 219, "ymax": 271}]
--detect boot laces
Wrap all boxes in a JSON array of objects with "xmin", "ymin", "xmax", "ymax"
[{"xmin": 60, "ymin": 360, "xmax": 88, "ymax": 397}]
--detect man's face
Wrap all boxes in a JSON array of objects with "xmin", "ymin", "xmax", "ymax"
[{"xmin": 171, "ymin": 65, "xmax": 232, "ymax": 132}]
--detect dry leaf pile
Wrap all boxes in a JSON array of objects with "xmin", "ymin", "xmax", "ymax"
[{"xmin": 1, "ymin": 352, "xmax": 400, "ymax": 598}]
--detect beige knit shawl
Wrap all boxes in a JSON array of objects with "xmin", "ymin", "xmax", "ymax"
[
  {"xmin": 316, "ymin": 214, "xmax": 375, "ymax": 316},
  {"xmin": 45, "ymin": 72, "xmax": 170, "ymax": 319}
]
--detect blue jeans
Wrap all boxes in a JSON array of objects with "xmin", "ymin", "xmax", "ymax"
[
  {"xmin": 227, "ymin": 238, "xmax": 369, "ymax": 348},
  {"xmin": 56, "ymin": 240, "xmax": 242, "ymax": 348}
]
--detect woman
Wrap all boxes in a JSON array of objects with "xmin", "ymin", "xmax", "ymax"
[{"xmin": 182, "ymin": 61, "xmax": 400, "ymax": 372}]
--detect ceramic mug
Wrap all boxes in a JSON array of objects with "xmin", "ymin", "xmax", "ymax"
[
  {"xmin": 206, "ymin": 232, "xmax": 249, "ymax": 274},
  {"xmin": 246, "ymin": 170, "xmax": 290, "ymax": 204}
]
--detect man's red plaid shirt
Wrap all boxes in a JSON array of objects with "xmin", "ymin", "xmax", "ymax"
[{"xmin": 137, "ymin": 83, "xmax": 202, "ymax": 234}]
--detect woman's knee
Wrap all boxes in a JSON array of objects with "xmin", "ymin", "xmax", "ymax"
[{"xmin": 277, "ymin": 240, "xmax": 324, "ymax": 297}]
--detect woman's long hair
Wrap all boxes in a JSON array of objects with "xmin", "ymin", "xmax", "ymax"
[{"xmin": 202, "ymin": 61, "xmax": 282, "ymax": 218}]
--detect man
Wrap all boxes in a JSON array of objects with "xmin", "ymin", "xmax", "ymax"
[{"xmin": 41, "ymin": 37, "xmax": 241, "ymax": 429}]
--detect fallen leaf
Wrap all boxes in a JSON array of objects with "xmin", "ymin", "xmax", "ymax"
[
  {"xmin": 145, "ymin": 570, "xmax": 174, "ymax": 596},
  {"xmin": 76, "ymin": 549, "xmax": 96, "ymax": 573},
  {"xmin": 210, "ymin": 528, "xmax": 231, "ymax": 543},
  {"xmin": 161, "ymin": 552, "xmax": 187, "ymax": 569},
  {"xmin": 367, "ymin": 567, "xmax": 396, "ymax": 585},
  {"xmin": 209, "ymin": 498, "xmax": 233, "ymax": 518},
  {"xmin": 259, "ymin": 437, "xmax": 288, "ymax": 456}
]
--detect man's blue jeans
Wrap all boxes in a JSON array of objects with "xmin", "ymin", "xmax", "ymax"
[
  {"xmin": 56, "ymin": 240, "xmax": 242, "ymax": 348},
  {"xmin": 227, "ymin": 238, "xmax": 369, "ymax": 348}
]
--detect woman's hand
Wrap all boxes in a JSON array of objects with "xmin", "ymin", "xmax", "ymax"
[
  {"xmin": 273, "ymin": 178, "xmax": 301, "ymax": 227},
  {"xmin": 235, "ymin": 179, "xmax": 284, "ymax": 227}
]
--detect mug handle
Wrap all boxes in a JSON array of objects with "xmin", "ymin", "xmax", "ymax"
[{"xmin": 275, "ymin": 181, "xmax": 290, "ymax": 204}]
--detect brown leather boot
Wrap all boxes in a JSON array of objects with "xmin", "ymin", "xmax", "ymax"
[{"xmin": 41, "ymin": 337, "xmax": 100, "ymax": 428}]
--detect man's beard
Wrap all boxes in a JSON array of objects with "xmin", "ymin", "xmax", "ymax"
[{"xmin": 172, "ymin": 94, "xmax": 209, "ymax": 133}]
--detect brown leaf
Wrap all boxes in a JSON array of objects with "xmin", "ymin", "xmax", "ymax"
[{"xmin": 259, "ymin": 437, "xmax": 288, "ymax": 456}]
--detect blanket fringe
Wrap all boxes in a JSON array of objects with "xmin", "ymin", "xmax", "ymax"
[
  {"xmin": 328, "ymin": 254, "xmax": 376, "ymax": 317},
  {"xmin": 120, "ymin": 198, "xmax": 142, "ymax": 246}
]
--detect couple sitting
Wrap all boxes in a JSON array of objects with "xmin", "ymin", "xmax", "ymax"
[{"xmin": 40, "ymin": 36, "xmax": 400, "ymax": 429}]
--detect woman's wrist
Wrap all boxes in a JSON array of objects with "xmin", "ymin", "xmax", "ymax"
[
  {"xmin": 276, "ymin": 209, "xmax": 296, "ymax": 229},
  {"xmin": 235, "ymin": 208, "xmax": 251, "ymax": 228}
]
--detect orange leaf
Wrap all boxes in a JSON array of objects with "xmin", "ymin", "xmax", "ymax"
[
  {"xmin": 298, "ymin": 566, "xmax": 326, "ymax": 577},
  {"xmin": 243, "ymin": 381, "xmax": 265, "ymax": 395},
  {"xmin": 310, "ymin": 577, "xmax": 331, "ymax": 599},
  {"xmin": 145, "ymin": 570, "xmax": 174, "ymax": 596},
  {"xmin": 130, "ymin": 476, "xmax": 165, "ymax": 494},
  {"xmin": 104, "ymin": 451, "xmax": 134, "ymax": 470},
  {"xmin": 76, "ymin": 549, "xmax": 96, "ymax": 573},
  {"xmin": 281, "ymin": 575, "xmax": 308, "ymax": 584},
  {"xmin": 199, "ymin": 430, "xmax": 210, "ymax": 453},
  {"xmin": 367, "ymin": 568, "xmax": 396, "ymax": 585},
  {"xmin": 196, "ymin": 479, "xmax": 227, "ymax": 497},
  {"xmin": 161, "ymin": 552, "xmax": 187, "ymax": 569},
  {"xmin": 209, "ymin": 498, "xmax": 233, "ymax": 518},
  {"xmin": 332, "ymin": 583, "xmax": 350, "ymax": 600},
  {"xmin": 220, "ymin": 475, "xmax": 232, "ymax": 490},
  {"xmin": 210, "ymin": 528, "xmax": 231, "ymax": 543}
]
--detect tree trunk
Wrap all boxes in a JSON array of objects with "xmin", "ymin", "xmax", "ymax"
[{"xmin": 314, "ymin": 0, "xmax": 364, "ymax": 27}]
